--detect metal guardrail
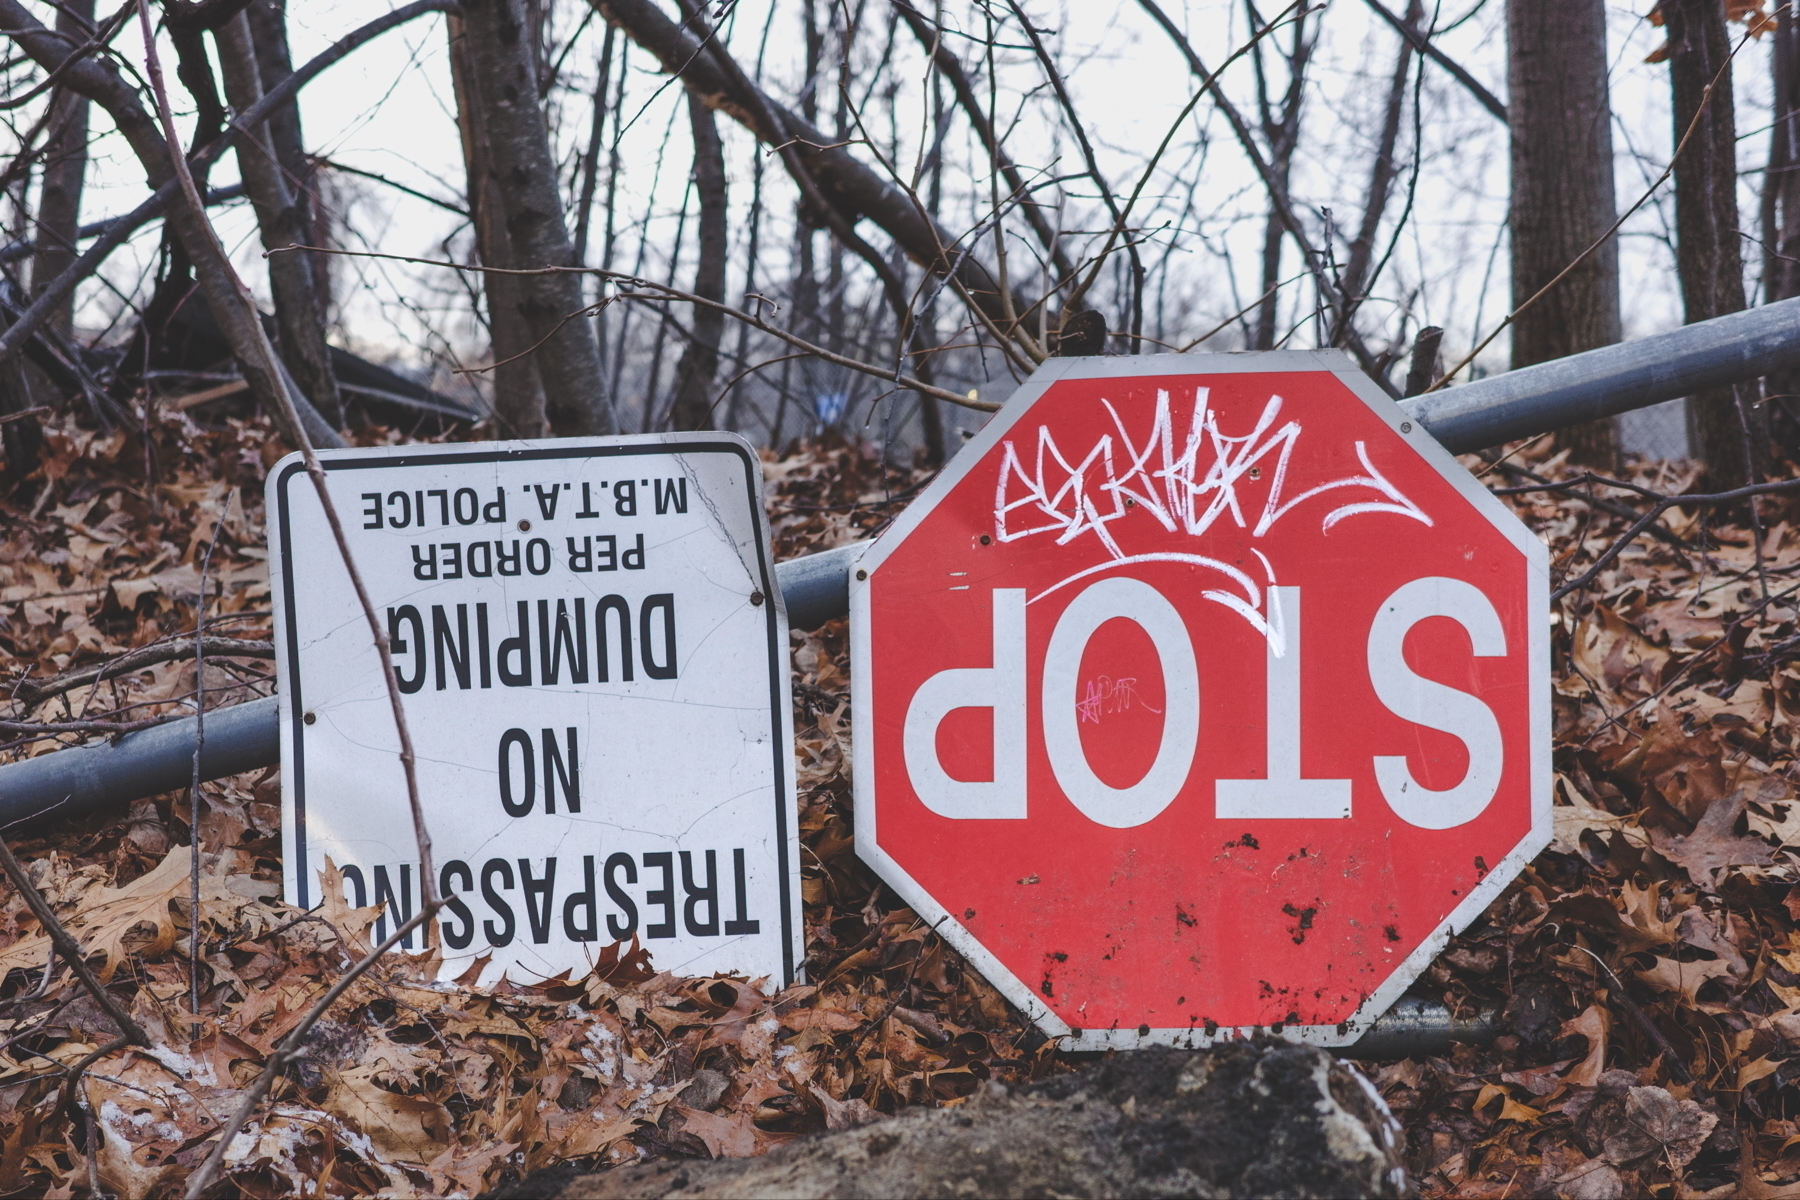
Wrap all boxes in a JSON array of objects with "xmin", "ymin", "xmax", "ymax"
[{"xmin": 1399, "ymin": 293, "xmax": 1800, "ymax": 452}]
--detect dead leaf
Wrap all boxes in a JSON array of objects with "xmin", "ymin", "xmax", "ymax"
[
  {"xmin": 1601, "ymin": 1086, "xmax": 1718, "ymax": 1169},
  {"xmin": 326, "ymin": 1064, "xmax": 452, "ymax": 1159},
  {"xmin": 66, "ymin": 850, "xmax": 190, "ymax": 981},
  {"xmin": 1635, "ymin": 956, "xmax": 1733, "ymax": 1005},
  {"xmin": 1651, "ymin": 792, "xmax": 1776, "ymax": 891},
  {"xmin": 1562, "ymin": 1006, "xmax": 1610, "ymax": 1087}
]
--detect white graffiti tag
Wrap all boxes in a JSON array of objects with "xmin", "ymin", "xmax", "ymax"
[{"xmin": 994, "ymin": 388, "xmax": 1432, "ymax": 637}]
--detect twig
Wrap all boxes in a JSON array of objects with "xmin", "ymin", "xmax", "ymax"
[
  {"xmin": 133, "ymin": 8, "xmax": 440, "ymax": 1193},
  {"xmin": 78, "ymin": 1079, "xmax": 102, "ymax": 1200},
  {"xmin": 0, "ymin": 0, "xmax": 132, "ymax": 113},
  {"xmin": 0, "ymin": 834, "xmax": 145, "ymax": 1048},
  {"xmin": 1055, "ymin": 2, "xmax": 1299, "ymax": 331},
  {"xmin": 13, "ymin": 637, "xmax": 274, "ymax": 707},
  {"xmin": 1135, "ymin": 0, "xmax": 1394, "ymax": 388},
  {"xmin": 1577, "ymin": 578, "xmax": 1800, "ymax": 754},
  {"xmin": 1488, "ymin": 468, "xmax": 1692, "ymax": 548},
  {"xmin": 189, "ymin": 521, "xmax": 220, "ymax": 1041},
  {"xmin": 1360, "ymin": 0, "xmax": 1506, "ymax": 121},
  {"xmin": 1550, "ymin": 478, "xmax": 1800, "ymax": 601},
  {"xmin": 184, "ymin": 906, "xmax": 435, "ymax": 1195},
  {"xmin": 0, "ymin": 716, "xmax": 163, "ymax": 735},
  {"xmin": 1565, "ymin": 944, "xmax": 1696, "ymax": 1086},
  {"xmin": 270, "ymin": 243, "xmax": 996, "ymax": 411},
  {"xmin": 1179, "ymin": 275, "xmax": 1304, "ymax": 352}
]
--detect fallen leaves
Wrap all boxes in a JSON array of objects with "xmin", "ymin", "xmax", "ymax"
[{"xmin": 6, "ymin": 420, "xmax": 1800, "ymax": 1196}]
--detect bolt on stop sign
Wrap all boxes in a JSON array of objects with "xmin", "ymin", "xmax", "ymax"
[{"xmin": 851, "ymin": 351, "xmax": 1548, "ymax": 1050}]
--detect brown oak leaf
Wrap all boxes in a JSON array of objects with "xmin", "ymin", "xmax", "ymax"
[{"xmin": 1650, "ymin": 792, "xmax": 1775, "ymax": 891}]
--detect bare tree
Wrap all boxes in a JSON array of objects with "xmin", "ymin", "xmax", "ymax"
[
  {"xmin": 460, "ymin": 0, "xmax": 612, "ymax": 436},
  {"xmin": 30, "ymin": 0, "xmax": 93, "ymax": 341},
  {"xmin": 1506, "ymin": 0, "xmax": 1622, "ymax": 468},
  {"xmin": 0, "ymin": 0, "xmax": 345, "ymax": 449},
  {"xmin": 449, "ymin": 11, "xmax": 552, "ymax": 436},
  {"xmin": 668, "ymin": 91, "xmax": 728, "ymax": 431},
  {"xmin": 216, "ymin": 12, "xmax": 346, "ymax": 430},
  {"xmin": 1662, "ymin": 0, "xmax": 1764, "ymax": 487}
]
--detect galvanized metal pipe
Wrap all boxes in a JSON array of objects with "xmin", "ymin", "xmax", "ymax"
[
  {"xmin": 1343, "ymin": 996, "xmax": 1497, "ymax": 1059},
  {"xmin": 10, "ymin": 295, "xmax": 1800, "ymax": 828},
  {"xmin": 0, "ymin": 549, "xmax": 864, "ymax": 830},
  {"xmin": 1399, "ymin": 294, "xmax": 1800, "ymax": 453}
]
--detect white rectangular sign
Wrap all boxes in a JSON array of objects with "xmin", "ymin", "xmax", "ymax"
[{"xmin": 268, "ymin": 434, "xmax": 800, "ymax": 986}]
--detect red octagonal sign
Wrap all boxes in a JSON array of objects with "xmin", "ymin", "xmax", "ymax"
[{"xmin": 851, "ymin": 352, "xmax": 1548, "ymax": 1050}]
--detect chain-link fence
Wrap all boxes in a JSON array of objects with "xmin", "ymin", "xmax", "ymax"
[{"xmin": 1618, "ymin": 398, "xmax": 1690, "ymax": 460}]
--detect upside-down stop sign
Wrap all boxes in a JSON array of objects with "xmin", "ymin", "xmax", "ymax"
[{"xmin": 851, "ymin": 351, "xmax": 1548, "ymax": 1049}]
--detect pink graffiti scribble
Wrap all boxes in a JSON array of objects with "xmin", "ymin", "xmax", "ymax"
[{"xmin": 1077, "ymin": 676, "xmax": 1164, "ymax": 724}]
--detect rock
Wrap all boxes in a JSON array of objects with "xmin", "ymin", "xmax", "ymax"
[{"xmin": 513, "ymin": 1042, "xmax": 1408, "ymax": 1199}]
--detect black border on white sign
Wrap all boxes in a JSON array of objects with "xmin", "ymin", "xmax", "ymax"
[{"xmin": 273, "ymin": 439, "xmax": 797, "ymax": 985}]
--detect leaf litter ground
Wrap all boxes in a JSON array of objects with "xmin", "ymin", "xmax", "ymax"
[{"xmin": 0, "ymin": 409, "xmax": 1797, "ymax": 1198}]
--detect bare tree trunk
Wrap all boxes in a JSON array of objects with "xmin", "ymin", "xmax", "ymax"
[
  {"xmin": 572, "ymin": 24, "xmax": 615, "ymax": 268},
  {"xmin": 0, "ymin": 0, "xmax": 343, "ymax": 450},
  {"xmin": 1506, "ymin": 0, "xmax": 1622, "ymax": 467},
  {"xmin": 1664, "ymin": 0, "xmax": 1764, "ymax": 487},
  {"xmin": 459, "ymin": 0, "xmax": 611, "ymax": 437},
  {"xmin": 1337, "ymin": 0, "xmax": 1416, "ymax": 335},
  {"xmin": 1764, "ymin": 0, "xmax": 1800, "ymax": 457},
  {"xmin": 448, "ymin": 12, "xmax": 549, "ymax": 437},
  {"xmin": 244, "ymin": 0, "xmax": 333, "ymax": 325},
  {"xmin": 31, "ymin": 0, "xmax": 93, "ymax": 340},
  {"xmin": 914, "ymin": 49, "xmax": 948, "ymax": 468},
  {"xmin": 1249, "ymin": 2, "xmax": 1312, "ymax": 350},
  {"xmin": 669, "ymin": 94, "xmax": 727, "ymax": 432},
  {"xmin": 216, "ymin": 13, "xmax": 346, "ymax": 430}
]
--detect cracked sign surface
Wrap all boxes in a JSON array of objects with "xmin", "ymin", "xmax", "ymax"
[
  {"xmin": 270, "ymin": 435, "xmax": 799, "ymax": 987},
  {"xmin": 851, "ymin": 351, "xmax": 1549, "ymax": 1050}
]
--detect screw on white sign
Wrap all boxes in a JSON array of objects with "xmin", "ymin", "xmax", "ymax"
[{"xmin": 268, "ymin": 434, "xmax": 800, "ymax": 988}]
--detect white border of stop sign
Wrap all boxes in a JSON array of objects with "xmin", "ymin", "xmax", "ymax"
[{"xmin": 849, "ymin": 350, "xmax": 1550, "ymax": 1051}]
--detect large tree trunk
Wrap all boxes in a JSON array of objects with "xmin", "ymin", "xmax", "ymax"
[
  {"xmin": 458, "ymin": 0, "xmax": 611, "ymax": 437},
  {"xmin": 668, "ymin": 94, "xmax": 727, "ymax": 432},
  {"xmin": 1664, "ymin": 0, "xmax": 1764, "ymax": 487},
  {"xmin": 215, "ymin": 13, "xmax": 347, "ymax": 430},
  {"xmin": 244, "ymin": 0, "xmax": 334, "ymax": 326},
  {"xmin": 1764, "ymin": 0, "xmax": 1800, "ymax": 458},
  {"xmin": 448, "ymin": 12, "xmax": 549, "ymax": 437},
  {"xmin": 31, "ymin": 0, "xmax": 93, "ymax": 341},
  {"xmin": 1506, "ymin": 0, "xmax": 1622, "ymax": 468}
]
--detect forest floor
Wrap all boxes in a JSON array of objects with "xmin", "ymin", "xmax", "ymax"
[{"xmin": 0, "ymin": 404, "xmax": 1794, "ymax": 1198}]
